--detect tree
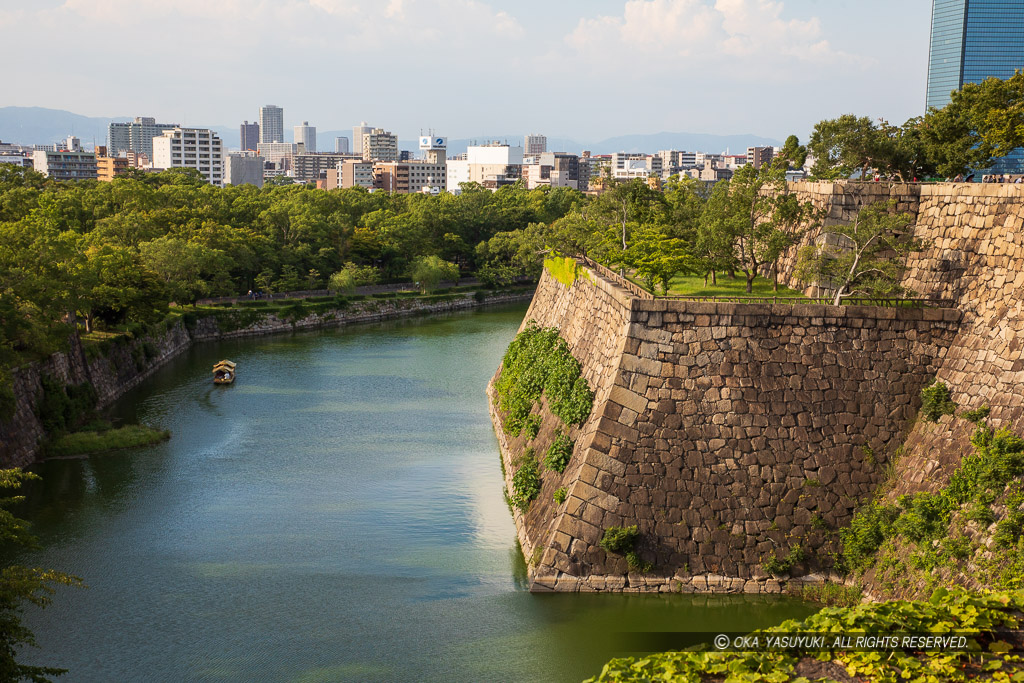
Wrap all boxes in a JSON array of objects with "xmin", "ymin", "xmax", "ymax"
[
  {"xmin": 590, "ymin": 178, "xmax": 666, "ymax": 254},
  {"xmin": 776, "ymin": 135, "xmax": 808, "ymax": 169},
  {"xmin": 0, "ymin": 469, "xmax": 81, "ymax": 681},
  {"xmin": 139, "ymin": 235, "xmax": 230, "ymax": 305},
  {"xmin": 620, "ymin": 226, "xmax": 693, "ymax": 294},
  {"xmin": 409, "ymin": 255, "xmax": 459, "ymax": 293},
  {"xmin": 700, "ymin": 165, "xmax": 818, "ymax": 293},
  {"xmin": 794, "ymin": 200, "xmax": 922, "ymax": 305},
  {"xmin": 328, "ymin": 263, "xmax": 381, "ymax": 294},
  {"xmin": 808, "ymin": 115, "xmax": 881, "ymax": 179}
]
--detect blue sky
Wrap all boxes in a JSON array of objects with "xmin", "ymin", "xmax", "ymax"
[{"xmin": 0, "ymin": 0, "xmax": 932, "ymax": 142}]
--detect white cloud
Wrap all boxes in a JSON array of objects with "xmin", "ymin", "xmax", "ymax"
[{"xmin": 563, "ymin": 0, "xmax": 857, "ymax": 77}]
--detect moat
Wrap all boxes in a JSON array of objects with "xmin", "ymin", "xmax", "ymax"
[{"xmin": 16, "ymin": 304, "xmax": 813, "ymax": 682}]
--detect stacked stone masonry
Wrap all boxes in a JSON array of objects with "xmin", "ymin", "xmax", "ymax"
[
  {"xmin": 490, "ymin": 260, "xmax": 960, "ymax": 592},
  {"xmin": 492, "ymin": 181, "xmax": 1024, "ymax": 592},
  {"xmin": 776, "ymin": 182, "xmax": 1024, "ymax": 500}
]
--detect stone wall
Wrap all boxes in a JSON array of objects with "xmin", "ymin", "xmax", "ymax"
[
  {"xmin": 490, "ymin": 265, "xmax": 961, "ymax": 592},
  {"xmin": 774, "ymin": 182, "xmax": 1024, "ymax": 499},
  {"xmin": 1, "ymin": 291, "xmax": 533, "ymax": 469}
]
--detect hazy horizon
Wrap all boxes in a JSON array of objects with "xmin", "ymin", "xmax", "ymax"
[{"xmin": 0, "ymin": 0, "xmax": 931, "ymax": 143}]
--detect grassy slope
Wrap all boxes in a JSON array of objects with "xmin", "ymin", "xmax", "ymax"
[{"xmin": 46, "ymin": 424, "xmax": 170, "ymax": 458}]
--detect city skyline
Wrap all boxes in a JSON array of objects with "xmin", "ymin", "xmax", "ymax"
[{"xmin": 1, "ymin": 0, "xmax": 931, "ymax": 142}]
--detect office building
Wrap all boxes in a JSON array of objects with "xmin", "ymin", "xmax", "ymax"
[
  {"xmin": 259, "ymin": 105, "xmax": 284, "ymax": 144},
  {"xmin": 107, "ymin": 117, "xmax": 179, "ymax": 158},
  {"xmin": 335, "ymin": 137, "xmax": 350, "ymax": 154},
  {"xmin": 152, "ymin": 128, "xmax": 224, "ymax": 186},
  {"xmin": 240, "ymin": 121, "xmax": 259, "ymax": 151},
  {"xmin": 373, "ymin": 160, "xmax": 447, "ymax": 194},
  {"xmin": 524, "ymin": 134, "xmax": 547, "ymax": 155},
  {"xmin": 225, "ymin": 153, "xmax": 265, "ymax": 188},
  {"xmin": 446, "ymin": 142, "xmax": 522, "ymax": 191},
  {"xmin": 32, "ymin": 149, "xmax": 97, "ymax": 181},
  {"xmin": 361, "ymin": 128, "xmax": 399, "ymax": 161},
  {"xmin": 926, "ymin": 0, "xmax": 1024, "ymax": 172},
  {"xmin": 294, "ymin": 121, "xmax": 316, "ymax": 153},
  {"xmin": 63, "ymin": 135, "xmax": 82, "ymax": 152},
  {"xmin": 95, "ymin": 146, "xmax": 129, "ymax": 181},
  {"xmin": 525, "ymin": 152, "xmax": 582, "ymax": 190}
]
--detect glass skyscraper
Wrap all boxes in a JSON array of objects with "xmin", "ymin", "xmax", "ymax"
[{"xmin": 926, "ymin": 0, "xmax": 1024, "ymax": 173}]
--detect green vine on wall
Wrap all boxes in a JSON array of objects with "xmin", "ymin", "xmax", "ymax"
[{"xmin": 494, "ymin": 321, "xmax": 594, "ymax": 436}]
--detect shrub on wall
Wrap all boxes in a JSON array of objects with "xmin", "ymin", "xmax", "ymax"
[{"xmin": 920, "ymin": 379, "xmax": 955, "ymax": 422}]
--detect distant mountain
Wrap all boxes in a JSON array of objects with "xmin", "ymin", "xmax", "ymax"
[
  {"xmin": 0, "ymin": 107, "xmax": 131, "ymax": 147},
  {"xmin": 0, "ymin": 107, "xmax": 781, "ymax": 155}
]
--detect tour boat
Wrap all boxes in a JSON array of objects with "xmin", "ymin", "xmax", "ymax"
[{"xmin": 213, "ymin": 360, "xmax": 236, "ymax": 384}]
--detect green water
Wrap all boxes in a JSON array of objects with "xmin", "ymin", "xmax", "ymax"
[{"xmin": 16, "ymin": 304, "xmax": 815, "ymax": 682}]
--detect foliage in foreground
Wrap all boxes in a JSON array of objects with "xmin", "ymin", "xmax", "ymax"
[
  {"xmin": 0, "ymin": 469, "xmax": 82, "ymax": 682},
  {"xmin": 840, "ymin": 420, "xmax": 1024, "ymax": 588},
  {"xmin": 588, "ymin": 588, "xmax": 1024, "ymax": 683},
  {"xmin": 45, "ymin": 424, "xmax": 171, "ymax": 458},
  {"xmin": 494, "ymin": 322, "xmax": 593, "ymax": 435}
]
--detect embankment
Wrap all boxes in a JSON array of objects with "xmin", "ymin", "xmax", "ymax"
[{"xmin": 2, "ymin": 291, "xmax": 532, "ymax": 468}]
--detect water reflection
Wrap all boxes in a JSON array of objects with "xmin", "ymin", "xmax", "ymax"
[{"xmin": 16, "ymin": 304, "xmax": 815, "ymax": 682}]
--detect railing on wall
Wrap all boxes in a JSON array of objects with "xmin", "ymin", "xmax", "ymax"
[
  {"xmin": 578, "ymin": 256, "xmax": 655, "ymax": 300},
  {"xmin": 574, "ymin": 257, "xmax": 955, "ymax": 309}
]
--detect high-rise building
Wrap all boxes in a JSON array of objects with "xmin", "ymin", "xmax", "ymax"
[
  {"xmin": 152, "ymin": 128, "xmax": 225, "ymax": 186},
  {"xmin": 294, "ymin": 121, "xmax": 316, "ymax": 153},
  {"xmin": 524, "ymin": 134, "xmax": 547, "ymax": 155},
  {"xmin": 107, "ymin": 117, "xmax": 179, "ymax": 158},
  {"xmin": 335, "ymin": 137, "xmax": 350, "ymax": 154},
  {"xmin": 240, "ymin": 121, "xmax": 260, "ymax": 151},
  {"xmin": 361, "ymin": 128, "xmax": 399, "ymax": 161},
  {"xmin": 353, "ymin": 122, "xmax": 373, "ymax": 152},
  {"xmin": 926, "ymin": 0, "xmax": 1024, "ymax": 172},
  {"xmin": 259, "ymin": 105, "xmax": 284, "ymax": 144}
]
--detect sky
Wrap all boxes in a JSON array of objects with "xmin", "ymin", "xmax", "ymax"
[{"xmin": 0, "ymin": 0, "xmax": 933, "ymax": 143}]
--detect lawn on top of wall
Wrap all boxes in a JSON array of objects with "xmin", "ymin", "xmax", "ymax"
[{"xmin": 622, "ymin": 272, "xmax": 807, "ymax": 298}]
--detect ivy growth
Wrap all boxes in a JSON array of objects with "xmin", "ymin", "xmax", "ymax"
[
  {"xmin": 494, "ymin": 321, "xmax": 594, "ymax": 435},
  {"xmin": 509, "ymin": 449, "xmax": 541, "ymax": 513},
  {"xmin": 544, "ymin": 431, "xmax": 574, "ymax": 473}
]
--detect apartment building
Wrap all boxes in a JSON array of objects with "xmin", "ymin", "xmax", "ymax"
[
  {"xmin": 293, "ymin": 152, "xmax": 359, "ymax": 183},
  {"xmin": 524, "ymin": 134, "xmax": 547, "ymax": 155},
  {"xmin": 152, "ymin": 128, "xmax": 224, "ymax": 186},
  {"xmin": 107, "ymin": 117, "xmax": 178, "ymax": 157},
  {"xmin": 747, "ymin": 146, "xmax": 774, "ymax": 170},
  {"xmin": 338, "ymin": 160, "xmax": 375, "ymax": 189},
  {"xmin": 361, "ymin": 128, "xmax": 399, "ymax": 161},
  {"xmin": 95, "ymin": 146, "xmax": 129, "ymax": 181},
  {"xmin": 257, "ymin": 142, "xmax": 299, "ymax": 171},
  {"xmin": 32, "ymin": 149, "xmax": 97, "ymax": 180}
]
